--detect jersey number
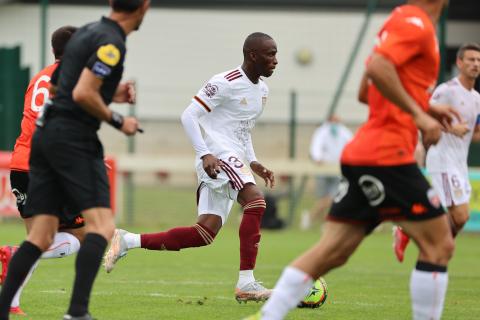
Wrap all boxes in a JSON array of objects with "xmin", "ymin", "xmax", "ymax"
[
  {"xmin": 451, "ymin": 175, "xmax": 461, "ymax": 189},
  {"xmin": 228, "ymin": 156, "xmax": 244, "ymax": 169},
  {"xmin": 31, "ymin": 75, "xmax": 51, "ymax": 112}
]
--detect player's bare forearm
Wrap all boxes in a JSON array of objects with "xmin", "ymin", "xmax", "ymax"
[
  {"xmin": 250, "ymin": 161, "xmax": 275, "ymax": 188},
  {"xmin": 428, "ymin": 105, "xmax": 461, "ymax": 131},
  {"xmin": 366, "ymin": 53, "xmax": 423, "ymax": 117},
  {"xmin": 74, "ymin": 89, "xmax": 112, "ymax": 121},
  {"xmin": 73, "ymin": 68, "xmax": 112, "ymax": 122},
  {"xmin": 446, "ymin": 122, "xmax": 469, "ymax": 137}
]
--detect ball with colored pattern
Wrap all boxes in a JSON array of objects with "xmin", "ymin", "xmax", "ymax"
[{"xmin": 298, "ymin": 277, "xmax": 328, "ymax": 309}]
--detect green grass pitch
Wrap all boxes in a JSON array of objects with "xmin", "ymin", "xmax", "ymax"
[{"xmin": 1, "ymin": 186, "xmax": 480, "ymax": 319}]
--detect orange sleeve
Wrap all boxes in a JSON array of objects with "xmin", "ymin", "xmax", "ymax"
[{"xmin": 374, "ymin": 16, "xmax": 427, "ymax": 67}]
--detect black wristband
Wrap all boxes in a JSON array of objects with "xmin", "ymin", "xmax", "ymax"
[{"xmin": 109, "ymin": 111, "xmax": 124, "ymax": 130}]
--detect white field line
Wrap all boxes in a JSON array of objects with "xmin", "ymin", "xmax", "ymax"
[
  {"xmin": 104, "ymin": 279, "xmax": 232, "ymax": 285},
  {"xmin": 39, "ymin": 290, "xmax": 233, "ymax": 301}
]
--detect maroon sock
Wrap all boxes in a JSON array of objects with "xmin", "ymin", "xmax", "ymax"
[
  {"xmin": 239, "ymin": 199, "xmax": 266, "ymax": 270},
  {"xmin": 140, "ymin": 223, "xmax": 216, "ymax": 251}
]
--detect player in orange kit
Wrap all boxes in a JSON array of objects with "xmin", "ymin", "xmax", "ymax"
[{"xmin": 245, "ymin": 1, "xmax": 459, "ymax": 319}]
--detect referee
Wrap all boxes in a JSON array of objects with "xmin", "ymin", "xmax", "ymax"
[{"xmin": 0, "ymin": 1, "xmax": 150, "ymax": 319}]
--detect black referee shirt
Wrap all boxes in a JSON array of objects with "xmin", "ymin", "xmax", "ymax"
[{"xmin": 52, "ymin": 16, "xmax": 126, "ymax": 131}]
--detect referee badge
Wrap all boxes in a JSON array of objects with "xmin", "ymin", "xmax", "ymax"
[{"xmin": 97, "ymin": 44, "xmax": 121, "ymax": 66}]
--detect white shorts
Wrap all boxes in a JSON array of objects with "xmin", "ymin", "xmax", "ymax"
[
  {"xmin": 195, "ymin": 153, "xmax": 256, "ymax": 224},
  {"xmin": 430, "ymin": 170, "xmax": 471, "ymax": 207}
]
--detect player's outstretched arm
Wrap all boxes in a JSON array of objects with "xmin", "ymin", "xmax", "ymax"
[
  {"xmin": 446, "ymin": 122, "xmax": 470, "ymax": 138},
  {"xmin": 428, "ymin": 104, "xmax": 462, "ymax": 132},
  {"xmin": 250, "ymin": 161, "xmax": 275, "ymax": 189}
]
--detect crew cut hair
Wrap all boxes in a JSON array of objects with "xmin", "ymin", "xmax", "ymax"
[
  {"xmin": 51, "ymin": 25, "xmax": 77, "ymax": 59},
  {"xmin": 457, "ymin": 43, "xmax": 480, "ymax": 59},
  {"xmin": 243, "ymin": 32, "xmax": 273, "ymax": 57}
]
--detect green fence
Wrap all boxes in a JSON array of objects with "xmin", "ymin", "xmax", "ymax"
[{"xmin": 0, "ymin": 46, "xmax": 30, "ymax": 151}]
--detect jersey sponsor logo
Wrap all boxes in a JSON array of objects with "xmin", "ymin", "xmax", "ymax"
[
  {"xmin": 11, "ymin": 188, "xmax": 27, "ymax": 206},
  {"xmin": 374, "ymin": 31, "xmax": 388, "ymax": 47},
  {"xmin": 240, "ymin": 97, "xmax": 248, "ymax": 105},
  {"xmin": 97, "ymin": 44, "xmax": 121, "ymax": 66},
  {"xmin": 92, "ymin": 61, "xmax": 112, "ymax": 78},
  {"xmin": 202, "ymin": 83, "xmax": 218, "ymax": 98},
  {"xmin": 234, "ymin": 120, "xmax": 255, "ymax": 145},
  {"xmin": 358, "ymin": 175, "xmax": 385, "ymax": 206},
  {"xmin": 405, "ymin": 16, "xmax": 424, "ymax": 29},
  {"xmin": 333, "ymin": 178, "xmax": 349, "ymax": 203},
  {"xmin": 453, "ymin": 187, "xmax": 464, "ymax": 199},
  {"xmin": 75, "ymin": 216, "xmax": 85, "ymax": 225},
  {"xmin": 432, "ymin": 91, "xmax": 442, "ymax": 101},
  {"xmin": 411, "ymin": 203, "xmax": 428, "ymax": 215},
  {"xmin": 427, "ymin": 188, "xmax": 441, "ymax": 208}
]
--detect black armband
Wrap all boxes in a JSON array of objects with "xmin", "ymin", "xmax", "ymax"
[{"xmin": 109, "ymin": 111, "xmax": 124, "ymax": 130}]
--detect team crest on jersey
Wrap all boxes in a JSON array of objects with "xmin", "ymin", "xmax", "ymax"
[
  {"xmin": 97, "ymin": 44, "xmax": 120, "ymax": 66},
  {"xmin": 203, "ymin": 83, "xmax": 218, "ymax": 98},
  {"xmin": 453, "ymin": 187, "xmax": 463, "ymax": 199},
  {"xmin": 432, "ymin": 92, "xmax": 442, "ymax": 101},
  {"xmin": 427, "ymin": 188, "xmax": 441, "ymax": 208},
  {"xmin": 262, "ymin": 96, "xmax": 267, "ymax": 107},
  {"xmin": 11, "ymin": 188, "xmax": 27, "ymax": 205},
  {"xmin": 333, "ymin": 178, "xmax": 349, "ymax": 203}
]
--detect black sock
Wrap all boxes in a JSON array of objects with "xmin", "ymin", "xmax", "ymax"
[
  {"xmin": 0, "ymin": 241, "xmax": 42, "ymax": 319},
  {"xmin": 67, "ymin": 233, "xmax": 107, "ymax": 317},
  {"xmin": 416, "ymin": 260, "xmax": 447, "ymax": 273}
]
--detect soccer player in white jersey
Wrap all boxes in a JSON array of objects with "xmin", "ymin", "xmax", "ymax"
[
  {"xmin": 104, "ymin": 32, "xmax": 278, "ymax": 302},
  {"xmin": 394, "ymin": 42, "xmax": 480, "ymax": 262}
]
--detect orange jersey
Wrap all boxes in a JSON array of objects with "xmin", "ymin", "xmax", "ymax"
[
  {"xmin": 342, "ymin": 5, "xmax": 439, "ymax": 166},
  {"xmin": 10, "ymin": 62, "xmax": 58, "ymax": 171}
]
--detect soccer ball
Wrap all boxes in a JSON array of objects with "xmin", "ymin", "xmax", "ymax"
[{"xmin": 298, "ymin": 277, "xmax": 328, "ymax": 309}]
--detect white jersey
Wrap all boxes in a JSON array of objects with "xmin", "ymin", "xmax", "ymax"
[
  {"xmin": 309, "ymin": 122, "xmax": 353, "ymax": 164},
  {"xmin": 426, "ymin": 77, "xmax": 480, "ymax": 175},
  {"xmin": 192, "ymin": 66, "xmax": 268, "ymax": 164}
]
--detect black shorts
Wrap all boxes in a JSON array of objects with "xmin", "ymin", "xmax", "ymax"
[
  {"xmin": 24, "ymin": 117, "xmax": 110, "ymax": 222},
  {"xmin": 328, "ymin": 164, "xmax": 445, "ymax": 233},
  {"xmin": 10, "ymin": 170, "xmax": 85, "ymax": 229}
]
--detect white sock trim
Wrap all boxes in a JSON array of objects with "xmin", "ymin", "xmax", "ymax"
[
  {"xmin": 124, "ymin": 233, "xmax": 141, "ymax": 249},
  {"xmin": 237, "ymin": 270, "xmax": 255, "ymax": 288},
  {"xmin": 261, "ymin": 266, "xmax": 313, "ymax": 320},
  {"xmin": 11, "ymin": 260, "xmax": 39, "ymax": 308},
  {"xmin": 41, "ymin": 232, "xmax": 80, "ymax": 259},
  {"xmin": 410, "ymin": 269, "xmax": 448, "ymax": 320}
]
